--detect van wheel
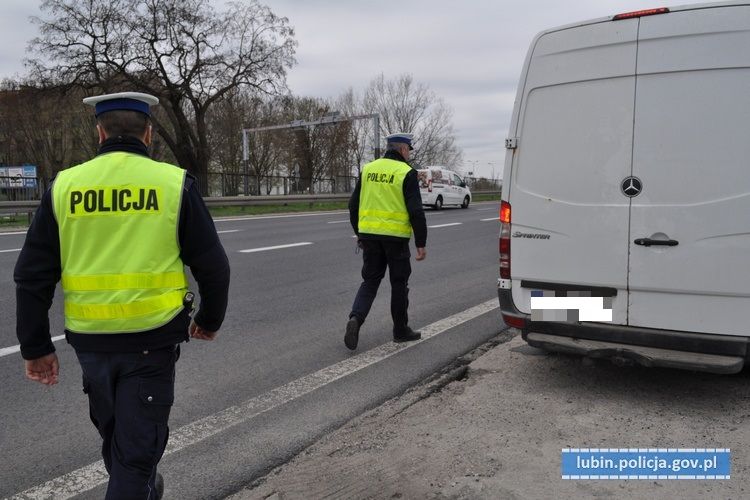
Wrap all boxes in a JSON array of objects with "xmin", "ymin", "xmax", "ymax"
[
  {"xmin": 461, "ymin": 196, "xmax": 470, "ymax": 209},
  {"xmin": 434, "ymin": 196, "xmax": 443, "ymax": 210}
]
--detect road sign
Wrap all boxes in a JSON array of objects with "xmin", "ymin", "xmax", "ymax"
[{"xmin": 0, "ymin": 165, "xmax": 38, "ymax": 188}]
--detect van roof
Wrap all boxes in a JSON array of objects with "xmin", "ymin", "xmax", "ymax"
[{"xmin": 536, "ymin": 1, "xmax": 747, "ymax": 37}]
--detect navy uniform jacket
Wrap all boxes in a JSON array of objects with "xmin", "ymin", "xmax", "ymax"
[
  {"xmin": 14, "ymin": 136, "xmax": 231, "ymax": 360},
  {"xmin": 348, "ymin": 149, "xmax": 427, "ymax": 248}
]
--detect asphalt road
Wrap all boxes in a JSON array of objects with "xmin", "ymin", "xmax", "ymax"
[{"xmin": 0, "ymin": 201, "xmax": 505, "ymax": 499}]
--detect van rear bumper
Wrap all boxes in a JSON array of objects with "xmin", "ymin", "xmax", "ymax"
[
  {"xmin": 498, "ymin": 288, "xmax": 749, "ymax": 374},
  {"xmin": 524, "ymin": 332, "xmax": 744, "ymax": 374}
]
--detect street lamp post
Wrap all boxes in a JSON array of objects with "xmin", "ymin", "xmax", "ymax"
[{"xmin": 488, "ymin": 162, "xmax": 497, "ymax": 188}]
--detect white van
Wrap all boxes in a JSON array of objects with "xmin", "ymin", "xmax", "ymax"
[
  {"xmin": 418, "ymin": 167, "xmax": 471, "ymax": 209},
  {"xmin": 498, "ymin": 2, "xmax": 750, "ymax": 373}
]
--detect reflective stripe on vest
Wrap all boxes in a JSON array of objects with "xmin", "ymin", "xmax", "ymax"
[
  {"xmin": 61, "ymin": 271, "xmax": 188, "ymax": 291},
  {"xmin": 358, "ymin": 158, "xmax": 412, "ymax": 238},
  {"xmin": 65, "ymin": 290, "xmax": 186, "ymax": 320},
  {"xmin": 52, "ymin": 152, "xmax": 188, "ymax": 334}
]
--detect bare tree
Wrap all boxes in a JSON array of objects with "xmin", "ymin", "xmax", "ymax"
[
  {"xmin": 280, "ymin": 97, "xmax": 353, "ymax": 194},
  {"xmin": 337, "ymin": 88, "xmax": 374, "ymax": 177},
  {"xmin": 28, "ymin": 0, "xmax": 297, "ymax": 194},
  {"xmin": 363, "ymin": 73, "xmax": 462, "ymax": 167},
  {"xmin": 320, "ymin": 118, "xmax": 354, "ymax": 193},
  {"xmin": 206, "ymin": 91, "xmax": 291, "ymax": 196},
  {"xmin": 205, "ymin": 90, "xmax": 247, "ymax": 195},
  {"xmin": 0, "ymin": 81, "xmax": 97, "ymax": 185},
  {"xmin": 243, "ymin": 97, "xmax": 291, "ymax": 195}
]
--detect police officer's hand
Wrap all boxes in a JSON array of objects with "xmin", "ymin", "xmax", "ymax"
[
  {"xmin": 25, "ymin": 353, "xmax": 59, "ymax": 386},
  {"xmin": 189, "ymin": 319, "xmax": 218, "ymax": 341},
  {"xmin": 416, "ymin": 247, "xmax": 426, "ymax": 261}
]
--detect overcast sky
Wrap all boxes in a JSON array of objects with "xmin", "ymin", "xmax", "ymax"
[{"xmin": 0, "ymin": 0, "xmax": 709, "ymax": 178}]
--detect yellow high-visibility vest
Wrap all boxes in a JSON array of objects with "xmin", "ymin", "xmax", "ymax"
[
  {"xmin": 51, "ymin": 151, "xmax": 188, "ymax": 333},
  {"xmin": 358, "ymin": 158, "xmax": 412, "ymax": 239}
]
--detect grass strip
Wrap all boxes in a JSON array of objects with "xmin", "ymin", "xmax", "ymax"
[{"xmin": 208, "ymin": 201, "xmax": 348, "ymax": 217}]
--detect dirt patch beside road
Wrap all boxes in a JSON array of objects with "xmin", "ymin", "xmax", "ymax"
[{"xmin": 230, "ymin": 333, "xmax": 749, "ymax": 499}]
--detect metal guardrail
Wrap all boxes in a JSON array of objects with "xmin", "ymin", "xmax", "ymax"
[
  {"xmin": 206, "ymin": 190, "xmax": 501, "ymax": 207},
  {"xmin": 0, "ymin": 200, "xmax": 40, "ymax": 211},
  {"xmin": 0, "ymin": 191, "xmax": 502, "ymax": 225},
  {"xmin": 0, "ymin": 200, "xmax": 41, "ymax": 224},
  {"xmin": 0, "ymin": 196, "xmax": 350, "ymax": 214}
]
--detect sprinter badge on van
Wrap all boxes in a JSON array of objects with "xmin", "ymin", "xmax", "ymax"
[
  {"xmin": 512, "ymin": 232, "xmax": 550, "ymax": 240},
  {"xmin": 621, "ymin": 176, "xmax": 642, "ymax": 197}
]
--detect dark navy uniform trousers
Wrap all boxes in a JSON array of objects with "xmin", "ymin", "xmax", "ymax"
[
  {"xmin": 350, "ymin": 239, "xmax": 412, "ymax": 335},
  {"xmin": 76, "ymin": 345, "xmax": 179, "ymax": 499}
]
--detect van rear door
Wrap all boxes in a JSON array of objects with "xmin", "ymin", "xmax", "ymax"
[
  {"xmin": 627, "ymin": 5, "xmax": 750, "ymax": 335},
  {"xmin": 507, "ymin": 20, "xmax": 639, "ymax": 324}
]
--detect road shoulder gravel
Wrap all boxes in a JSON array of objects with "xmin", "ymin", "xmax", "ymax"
[{"xmin": 227, "ymin": 331, "xmax": 750, "ymax": 500}]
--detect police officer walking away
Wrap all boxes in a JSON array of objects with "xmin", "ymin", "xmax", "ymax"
[
  {"xmin": 14, "ymin": 92, "xmax": 230, "ymax": 499},
  {"xmin": 345, "ymin": 132, "xmax": 427, "ymax": 350}
]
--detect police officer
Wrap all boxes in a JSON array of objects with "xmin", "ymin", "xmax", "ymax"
[
  {"xmin": 345, "ymin": 132, "xmax": 427, "ymax": 350},
  {"xmin": 15, "ymin": 92, "xmax": 230, "ymax": 499}
]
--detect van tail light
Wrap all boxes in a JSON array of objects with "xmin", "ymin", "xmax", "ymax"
[
  {"xmin": 499, "ymin": 200, "xmax": 511, "ymax": 279},
  {"xmin": 428, "ymin": 179, "xmax": 433, "ymax": 193},
  {"xmin": 613, "ymin": 7, "xmax": 669, "ymax": 20},
  {"xmin": 502, "ymin": 314, "xmax": 527, "ymax": 329}
]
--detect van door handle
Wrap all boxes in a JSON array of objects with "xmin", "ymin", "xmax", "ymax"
[{"xmin": 634, "ymin": 238, "xmax": 679, "ymax": 247}]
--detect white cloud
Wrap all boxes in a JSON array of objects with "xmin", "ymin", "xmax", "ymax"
[{"xmin": 0, "ymin": 2, "xmax": 40, "ymax": 80}]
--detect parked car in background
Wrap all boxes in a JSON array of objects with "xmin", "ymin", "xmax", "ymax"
[{"xmin": 418, "ymin": 167, "xmax": 471, "ymax": 209}]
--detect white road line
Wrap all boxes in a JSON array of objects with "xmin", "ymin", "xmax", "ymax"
[
  {"xmin": 217, "ymin": 230, "xmax": 241, "ymax": 234},
  {"xmin": 238, "ymin": 242, "xmax": 313, "ymax": 253},
  {"xmin": 0, "ymin": 231, "xmax": 28, "ymax": 235},
  {"xmin": 0, "ymin": 335, "xmax": 66, "ymax": 358},
  {"xmin": 327, "ymin": 220, "xmax": 350, "ymax": 224},
  {"xmin": 480, "ymin": 217, "xmax": 499, "ymax": 222},
  {"xmin": 9, "ymin": 299, "xmax": 498, "ymax": 499},
  {"xmin": 0, "ymin": 248, "xmax": 21, "ymax": 253},
  {"xmin": 476, "ymin": 208, "xmax": 497, "ymax": 212},
  {"xmin": 216, "ymin": 211, "xmax": 345, "ymax": 223},
  {"xmin": 428, "ymin": 223, "xmax": 462, "ymax": 229}
]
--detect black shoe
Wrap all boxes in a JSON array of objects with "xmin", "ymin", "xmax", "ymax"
[
  {"xmin": 154, "ymin": 472, "xmax": 164, "ymax": 500},
  {"xmin": 344, "ymin": 317, "xmax": 360, "ymax": 350},
  {"xmin": 393, "ymin": 328, "xmax": 421, "ymax": 343}
]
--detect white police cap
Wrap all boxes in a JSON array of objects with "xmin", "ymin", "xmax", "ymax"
[
  {"xmin": 386, "ymin": 132, "xmax": 414, "ymax": 150},
  {"xmin": 83, "ymin": 92, "xmax": 159, "ymax": 117}
]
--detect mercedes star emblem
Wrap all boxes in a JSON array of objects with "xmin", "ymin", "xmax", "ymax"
[{"xmin": 621, "ymin": 176, "xmax": 642, "ymax": 197}]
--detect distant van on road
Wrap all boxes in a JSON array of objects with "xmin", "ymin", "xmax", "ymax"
[
  {"xmin": 418, "ymin": 167, "xmax": 471, "ymax": 209},
  {"xmin": 498, "ymin": 2, "xmax": 750, "ymax": 373}
]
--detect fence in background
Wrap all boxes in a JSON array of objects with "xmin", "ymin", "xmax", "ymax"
[
  {"xmin": 0, "ymin": 175, "xmax": 44, "ymax": 202},
  {"xmin": 207, "ymin": 173, "xmax": 358, "ymax": 197},
  {"xmin": 207, "ymin": 173, "xmax": 501, "ymax": 197}
]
